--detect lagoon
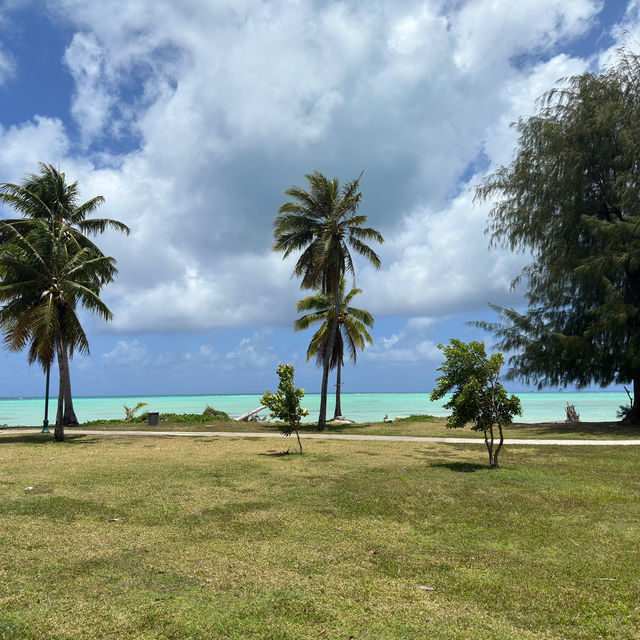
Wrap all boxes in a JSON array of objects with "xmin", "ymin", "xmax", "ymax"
[{"xmin": 0, "ymin": 391, "xmax": 631, "ymax": 427}]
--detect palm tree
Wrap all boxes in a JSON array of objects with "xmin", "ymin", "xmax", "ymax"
[
  {"xmin": 274, "ymin": 170, "xmax": 383, "ymax": 429},
  {"xmin": 295, "ymin": 278, "xmax": 374, "ymax": 419},
  {"xmin": 0, "ymin": 164, "xmax": 129, "ymax": 427},
  {"xmin": 0, "ymin": 220, "xmax": 117, "ymax": 440},
  {"xmin": 0, "ymin": 163, "xmax": 130, "ymax": 253}
]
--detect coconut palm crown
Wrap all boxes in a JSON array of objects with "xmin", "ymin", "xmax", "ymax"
[
  {"xmin": 0, "ymin": 163, "xmax": 127, "ymax": 437},
  {"xmin": 0, "ymin": 220, "xmax": 117, "ymax": 440},
  {"xmin": 0, "ymin": 162, "xmax": 130, "ymax": 253},
  {"xmin": 295, "ymin": 278, "xmax": 374, "ymax": 419},
  {"xmin": 274, "ymin": 170, "xmax": 383, "ymax": 429}
]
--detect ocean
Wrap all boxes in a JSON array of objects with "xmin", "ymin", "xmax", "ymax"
[{"xmin": 0, "ymin": 391, "xmax": 631, "ymax": 427}]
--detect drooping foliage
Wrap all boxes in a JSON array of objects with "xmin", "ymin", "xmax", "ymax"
[
  {"xmin": 295, "ymin": 277, "xmax": 374, "ymax": 418},
  {"xmin": 475, "ymin": 47, "xmax": 640, "ymax": 423},
  {"xmin": 0, "ymin": 163, "xmax": 129, "ymax": 253},
  {"xmin": 274, "ymin": 170, "xmax": 382, "ymax": 429},
  {"xmin": 0, "ymin": 221, "xmax": 116, "ymax": 366},
  {"xmin": 0, "ymin": 220, "xmax": 117, "ymax": 440},
  {"xmin": 430, "ymin": 340, "xmax": 521, "ymax": 468},
  {"xmin": 0, "ymin": 164, "xmax": 128, "ymax": 438}
]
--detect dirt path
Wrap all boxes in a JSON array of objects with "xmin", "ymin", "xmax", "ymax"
[{"xmin": 3, "ymin": 428, "xmax": 640, "ymax": 445}]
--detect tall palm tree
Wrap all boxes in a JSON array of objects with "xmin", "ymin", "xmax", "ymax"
[
  {"xmin": 274, "ymin": 170, "xmax": 383, "ymax": 429},
  {"xmin": 0, "ymin": 164, "xmax": 129, "ymax": 427},
  {"xmin": 0, "ymin": 220, "xmax": 117, "ymax": 441},
  {"xmin": 295, "ymin": 278, "xmax": 374, "ymax": 419},
  {"xmin": 0, "ymin": 163, "xmax": 130, "ymax": 253}
]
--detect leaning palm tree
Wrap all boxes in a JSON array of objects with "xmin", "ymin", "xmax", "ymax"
[
  {"xmin": 274, "ymin": 170, "xmax": 383, "ymax": 429},
  {"xmin": 295, "ymin": 278, "xmax": 374, "ymax": 419},
  {"xmin": 0, "ymin": 220, "xmax": 117, "ymax": 440},
  {"xmin": 0, "ymin": 164, "xmax": 129, "ymax": 426}
]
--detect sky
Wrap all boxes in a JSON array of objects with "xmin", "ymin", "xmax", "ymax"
[{"xmin": 0, "ymin": 0, "xmax": 637, "ymax": 398}]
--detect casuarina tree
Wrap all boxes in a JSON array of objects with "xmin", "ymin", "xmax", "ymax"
[{"xmin": 476, "ymin": 47, "xmax": 640, "ymax": 424}]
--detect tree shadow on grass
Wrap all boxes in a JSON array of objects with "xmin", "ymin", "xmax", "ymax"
[
  {"xmin": 429, "ymin": 462, "xmax": 487, "ymax": 473},
  {"xmin": 511, "ymin": 420, "xmax": 640, "ymax": 438},
  {"xmin": 0, "ymin": 433, "xmax": 90, "ymax": 445},
  {"xmin": 258, "ymin": 451, "xmax": 295, "ymax": 457}
]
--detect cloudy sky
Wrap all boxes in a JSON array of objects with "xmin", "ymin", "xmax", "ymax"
[{"xmin": 0, "ymin": 0, "xmax": 635, "ymax": 398}]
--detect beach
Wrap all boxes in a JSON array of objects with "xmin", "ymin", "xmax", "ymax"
[{"xmin": 0, "ymin": 391, "xmax": 631, "ymax": 427}]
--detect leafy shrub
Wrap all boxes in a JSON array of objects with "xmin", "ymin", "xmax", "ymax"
[
  {"xmin": 84, "ymin": 407, "xmax": 230, "ymax": 426},
  {"xmin": 202, "ymin": 405, "xmax": 230, "ymax": 420}
]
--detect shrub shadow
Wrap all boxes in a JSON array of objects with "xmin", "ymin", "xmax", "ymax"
[{"xmin": 429, "ymin": 462, "xmax": 486, "ymax": 473}]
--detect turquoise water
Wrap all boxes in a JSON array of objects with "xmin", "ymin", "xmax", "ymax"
[{"xmin": 0, "ymin": 391, "xmax": 631, "ymax": 427}]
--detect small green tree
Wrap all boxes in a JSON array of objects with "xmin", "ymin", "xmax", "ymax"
[
  {"xmin": 430, "ymin": 340, "xmax": 521, "ymax": 469},
  {"xmin": 261, "ymin": 364, "xmax": 309, "ymax": 454}
]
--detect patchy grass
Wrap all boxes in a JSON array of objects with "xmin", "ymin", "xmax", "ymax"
[
  {"xmin": 0, "ymin": 432, "xmax": 638, "ymax": 639},
  {"xmin": 69, "ymin": 415, "xmax": 640, "ymax": 440}
]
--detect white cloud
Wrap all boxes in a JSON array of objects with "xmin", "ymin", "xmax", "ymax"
[
  {"xmin": 452, "ymin": 0, "xmax": 600, "ymax": 72},
  {"xmin": 179, "ymin": 331, "xmax": 276, "ymax": 371},
  {"xmin": 0, "ymin": 117, "xmax": 70, "ymax": 181},
  {"xmin": 64, "ymin": 32, "xmax": 113, "ymax": 143},
  {"xmin": 101, "ymin": 339, "xmax": 150, "ymax": 367},
  {"xmin": 0, "ymin": 0, "xmax": 615, "ymax": 337},
  {"xmin": 364, "ymin": 317, "xmax": 441, "ymax": 364}
]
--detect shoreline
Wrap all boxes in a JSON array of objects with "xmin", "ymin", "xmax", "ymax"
[{"xmin": 0, "ymin": 390, "xmax": 633, "ymax": 427}]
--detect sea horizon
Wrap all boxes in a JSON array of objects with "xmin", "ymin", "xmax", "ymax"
[{"xmin": 0, "ymin": 390, "xmax": 632, "ymax": 427}]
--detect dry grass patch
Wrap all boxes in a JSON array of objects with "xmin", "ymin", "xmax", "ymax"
[{"xmin": 0, "ymin": 433, "xmax": 638, "ymax": 639}]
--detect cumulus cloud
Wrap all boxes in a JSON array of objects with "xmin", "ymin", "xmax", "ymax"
[
  {"xmin": 0, "ymin": 117, "xmax": 70, "ymax": 180},
  {"xmin": 101, "ymin": 339, "xmax": 150, "ymax": 367},
  {"xmin": 94, "ymin": 331, "xmax": 276, "ymax": 376},
  {"xmin": 364, "ymin": 318, "xmax": 441, "ymax": 364},
  {"xmin": 0, "ymin": 0, "xmax": 618, "ymax": 336},
  {"xmin": 64, "ymin": 32, "xmax": 113, "ymax": 143}
]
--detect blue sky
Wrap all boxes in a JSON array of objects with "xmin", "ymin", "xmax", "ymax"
[{"xmin": 0, "ymin": 0, "xmax": 636, "ymax": 398}]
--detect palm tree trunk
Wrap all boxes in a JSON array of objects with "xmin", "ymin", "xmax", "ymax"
[
  {"xmin": 54, "ymin": 336, "xmax": 65, "ymax": 441},
  {"xmin": 60, "ymin": 346, "xmax": 78, "ymax": 426},
  {"xmin": 318, "ymin": 286, "xmax": 341, "ymax": 430},
  {"xmin": 334, "ymin": 359, "xmax": 342, "ymax": 419},
  {"xmin": 55, "ymin": 376, "xmax": 64, "ymax": 440},
  {"xmin": 55, "ymin": 337, "xmax": 78, "ymax": 438},
  {"xmin": 318, "ymin": 359, "xmax": 330, "ymax": 431}
]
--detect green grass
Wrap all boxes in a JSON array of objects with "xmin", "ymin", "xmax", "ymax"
[{"xmin": 0, "ymin": 432, "xmax": 638, "ymax": 639}]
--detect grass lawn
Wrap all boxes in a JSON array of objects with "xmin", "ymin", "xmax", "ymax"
[{"xmin": 0, "ymin": 432, "xmax": 638, "ymax": 639}]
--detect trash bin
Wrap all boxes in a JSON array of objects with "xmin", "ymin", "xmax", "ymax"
[{"xmin": 148, "ymin": 412, "xmax": 159, "ymax": 426}]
